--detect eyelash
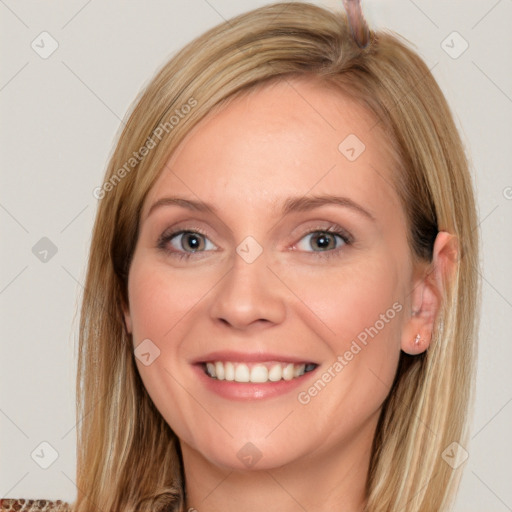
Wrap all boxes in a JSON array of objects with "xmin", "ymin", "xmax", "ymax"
[{"xmin": 156, "ymin": 224, "xmax": 353, "ymax": 261}]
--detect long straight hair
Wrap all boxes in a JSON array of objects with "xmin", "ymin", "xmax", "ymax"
[{"xmin": 72, "ymin": 3, "xmax": 480, "ymax": 511}]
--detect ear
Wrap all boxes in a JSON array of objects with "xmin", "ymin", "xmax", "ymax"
[{"xmin": 401, "ymin": 231, "xmax": 459, "ymax": 355}]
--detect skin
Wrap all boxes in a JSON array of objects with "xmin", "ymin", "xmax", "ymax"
[{"xmin": 123, "ymin": 76, "xmax": 457, "ymax": 512}]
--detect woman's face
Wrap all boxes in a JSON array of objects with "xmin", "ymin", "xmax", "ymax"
[{"xmin": 124, "ymin": 77, "xmax": 422, "ymax": 472}]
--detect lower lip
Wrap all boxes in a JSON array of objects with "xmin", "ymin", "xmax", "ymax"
[{"xmin": 193, "ymin": 364, "xmax": 318, "ymax": 400}]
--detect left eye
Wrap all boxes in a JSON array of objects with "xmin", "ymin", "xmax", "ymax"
[
  {"xmin": 296, "ymin": 230, "xmax": 348, "ymax": 252},
  {"xmin": 168, "ymin": 231, "xmax": 216, "ymax": 253}
]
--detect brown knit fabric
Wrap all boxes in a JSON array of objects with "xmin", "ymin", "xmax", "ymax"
[{"xmin": 0, "ymin": 499, "xmax": 70, "ymax": 512}]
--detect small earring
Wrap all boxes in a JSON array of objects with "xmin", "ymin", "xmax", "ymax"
[{"xmin": 414, "ymin": 333, "xmax": 421, "ymax": 346}]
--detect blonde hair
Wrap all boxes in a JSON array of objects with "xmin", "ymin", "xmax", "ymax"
[{"xmin": 73, "ymin": 2, "xmax": 480, "ymax": 511}]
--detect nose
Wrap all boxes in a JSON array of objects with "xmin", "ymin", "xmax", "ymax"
[{"xmin": 208, "ymin": 249, "xmax": 287, "ymax": 330}]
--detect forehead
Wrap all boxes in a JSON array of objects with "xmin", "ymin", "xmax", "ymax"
[{"xmin": 142, "ymin": 77, "xmax": 403, "ymax": 223}]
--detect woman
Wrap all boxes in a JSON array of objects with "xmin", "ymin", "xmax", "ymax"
[{"xmin": 1, "ymin": 1, "xmax": 480, "ymax": 511}]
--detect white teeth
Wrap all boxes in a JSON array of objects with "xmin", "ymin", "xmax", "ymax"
[
  {"xmin": 235, "ymin": 363, "xmax": 250, "ymax": 382},
  {"xmin": 250, "ymin": 364, "xmax": 268, "ymax": 383},
  {"xmin": 294, "ymin": 364, "xmax": 306, "ymax": 377},
  {"xmin": 282, "ymin": 363, "xmax": 294, "ymax": 381},
  {"xmin": 206, "ymin": 362, "xmax": 216, "ymax": 378},
  {"xmin": 268, "ymin": 364, "xmax": 282, "ymax": 382},
  {"xmin": 204, "ymin": 361, "xmax": 312, "ymax": 383},
  {"xmin": 215, "ymin": 361, "xmax": 225, "ymax": 380},
  {"xmin": 225, "ymin": 362, "xmax": 235, "ymax": 381}
]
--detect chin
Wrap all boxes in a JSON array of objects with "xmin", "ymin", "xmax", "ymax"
[{"xmin": 208, "ymin": 444, "xmax": 299, "ymax": 472}]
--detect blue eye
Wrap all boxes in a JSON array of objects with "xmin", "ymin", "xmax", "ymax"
[
  {"xmin": 158, "ymin": 230, "xmax": 216, "ymax": 260},
  {"xmin": 296, "ymin": 228, "xmax": 351, "ymax": 255},
  {"xmin": 157, "ymin": 224, "xmax": 353, "ymax": 261}
]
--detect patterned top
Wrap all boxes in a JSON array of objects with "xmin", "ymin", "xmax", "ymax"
[{"xmin": 0, "ymin": 500, "xmax": 70, "ymax": 511}]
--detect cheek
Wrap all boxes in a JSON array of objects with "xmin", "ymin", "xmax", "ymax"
[
  {"xmin": 277, "ymin": 253, "xmax": 403, "ymax": 344},
  {"xmin": 126, "ymin": 257, "xmax": 219, "ymax": 443},
  {"xmin": 127, "ymin": 257, "xmax": 215, "ymax": 342},
  {"xmin": 283, "ymin": 255, "xmax": 404, "ymax": 418}
]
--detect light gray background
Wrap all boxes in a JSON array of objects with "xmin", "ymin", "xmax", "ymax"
[{"xmin": 1, "ymin": 0, "xmax": 511, "ymax": 509}]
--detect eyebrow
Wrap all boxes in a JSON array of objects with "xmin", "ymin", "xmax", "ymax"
[{"xmin": 145, "ymin": 194, "xmax": 376, "ymax": 222}]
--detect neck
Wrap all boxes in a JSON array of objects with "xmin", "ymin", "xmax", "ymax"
[{"xmin": 181, "ymin": 415, "xmax": 377, "ymax": 512}]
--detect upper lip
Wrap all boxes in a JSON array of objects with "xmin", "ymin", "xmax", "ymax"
[{"xmin": 192, "ymin": 351, "xmax": 317, "ymax": 365}]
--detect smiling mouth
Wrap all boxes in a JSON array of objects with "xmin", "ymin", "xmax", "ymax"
[{"xmin": 202, "ymin": 361, "xmax": 318, "ymax": 383}]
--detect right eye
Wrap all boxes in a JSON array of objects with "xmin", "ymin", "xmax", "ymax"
[{"xmin": 157, "ymin": 230, "xmax": 217, "ymax": 259}]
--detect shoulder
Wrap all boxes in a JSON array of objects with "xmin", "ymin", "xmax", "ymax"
[{"xmin": 0, "ymin": 499, "xmax": 70, "ymax": 511}]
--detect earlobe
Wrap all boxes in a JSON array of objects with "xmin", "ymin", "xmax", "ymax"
[
  {"xmin": 401, "ymin": 231, "xmax": 459, "ymax": 355},
  {"xmin": 401, "ymin": 279, "xmax": 438, "ymax": 355}
]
